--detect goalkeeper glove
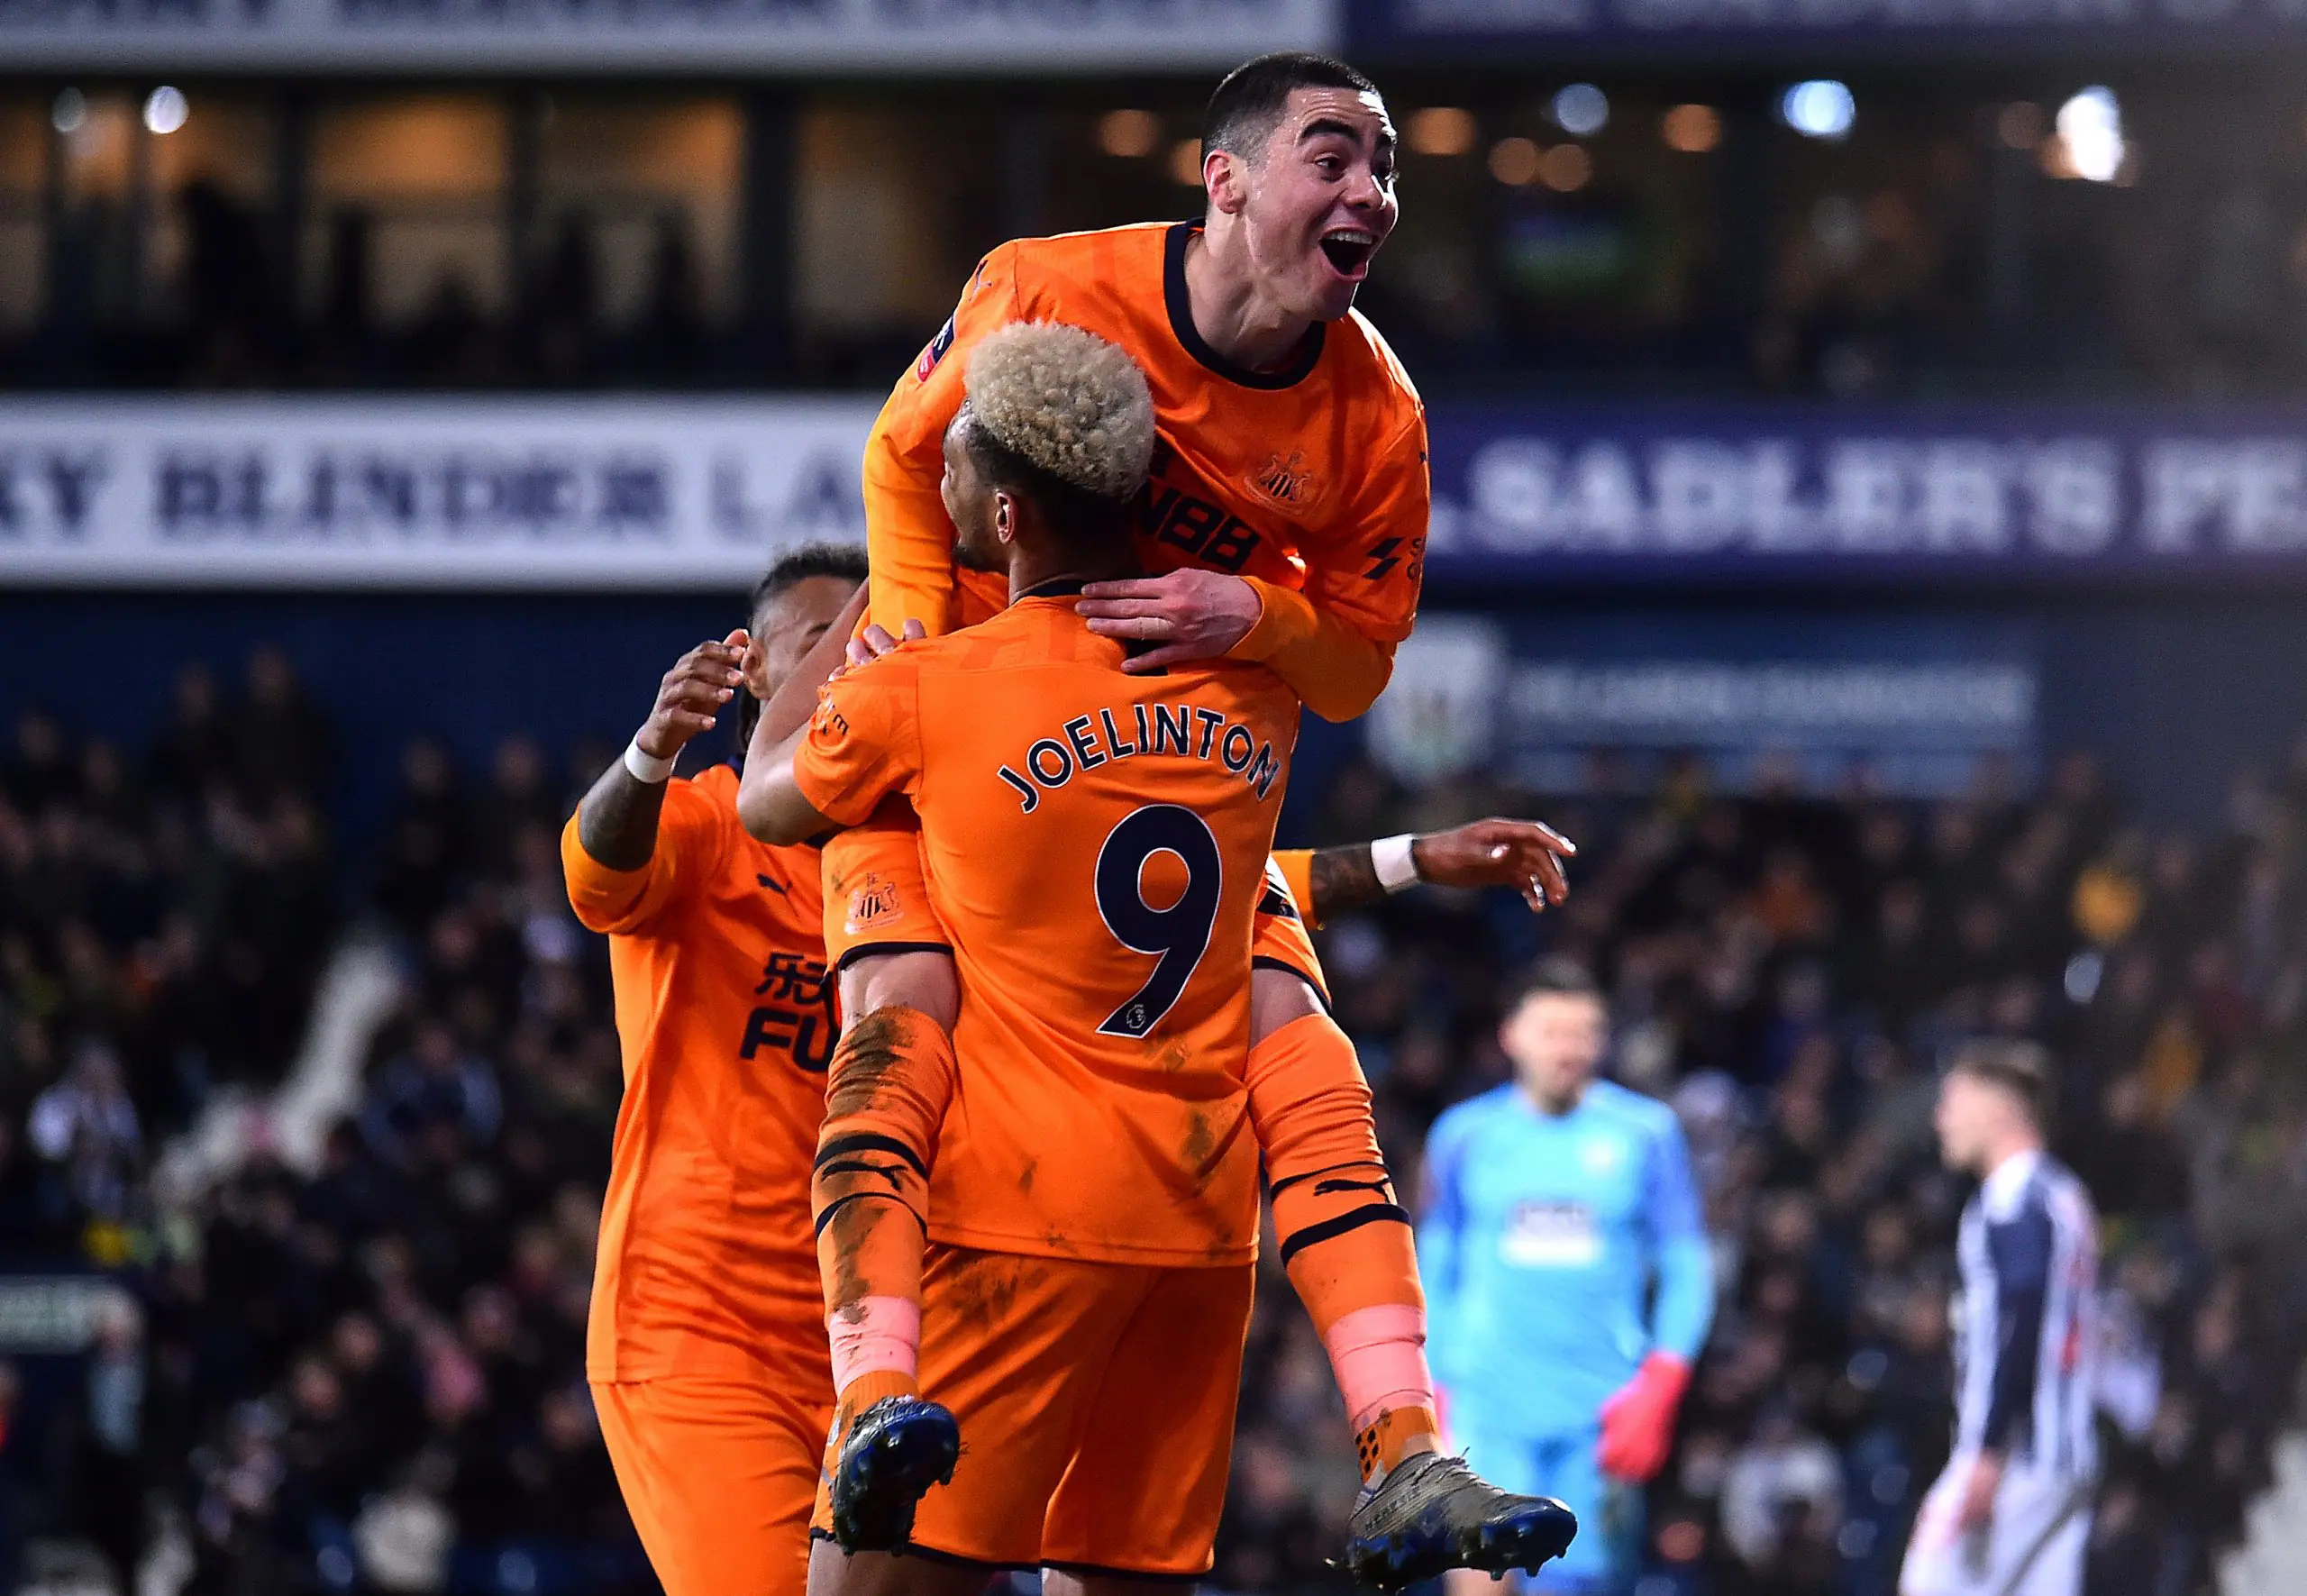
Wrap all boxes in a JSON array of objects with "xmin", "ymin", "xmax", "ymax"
[{"xmin": 1597, "ymin": 1352, "xmax": 1690, "ymax": 1482}]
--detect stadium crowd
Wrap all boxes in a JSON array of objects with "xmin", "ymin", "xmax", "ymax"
[
  {"xmin": 0, "ymin": 652, "xmax": 2302, "ymax": 1596},
  {"xmin": 1221, "ymin": 748, "xmax": 2307, "ymax": 1596}
]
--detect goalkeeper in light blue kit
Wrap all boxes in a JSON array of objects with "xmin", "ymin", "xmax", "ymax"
[{"xmin": 1418, "ymin": 959, "xmax": 1716, "ymax": 1596}]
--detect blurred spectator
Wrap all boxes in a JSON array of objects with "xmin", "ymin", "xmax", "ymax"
[
  {"xmin": 3, "ymin": 711, "xmax": 72, "ymax": 818},
  {"xmin": 470, "ymin": 736, "xmax": 559, "ymax": 885},
  {"xmin": 28, "ymin": 1037, "xmax": 142, "ymax": 1230},
  {"xmin": 149, "ymin": 663, "xmax": 233, "ymax": 804},
  {"xmin": 1222, "ymin": 750, "xmax": 2307, "ymax": 1596},
  {"xmin": 376, "ymin": 740, "xmax": 470, "ymax": 933},
  {"xmin": 360, "ymin": 1022, "xmax": 503, "ymax": 1170},
  {"xmin": 2, "ymin": 652, "xmax": 2304, "ymax": 1596},
  {"xmin": 0, "ymin": 1119, "xmax": 75, "ymax": 1258},
  {"xmin": 233, "ymin": 647, "xmax": 335, "ymax": 803},
  {"xmin": 85, "ymin": 1293, "xmax": 147, "ymax": 1588},
  {"xmin": 1718, "ymin": 1403, "xmax": 1843, "ymax": 1591}
]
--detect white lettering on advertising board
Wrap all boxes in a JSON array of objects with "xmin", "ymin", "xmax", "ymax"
[
  {"xmin": 1449, "ymin": 432, "xmax": 2307, "ymax": 561},
  {"xmin": 0, "ymin": 397, "xmax": 880, "ymax": 588}
]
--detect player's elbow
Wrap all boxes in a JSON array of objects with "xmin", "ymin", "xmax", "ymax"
[
  {"xmin": 744, "ymin": 807, "xmax": 804, "ymax": 848},
  {"xmin": 562, "ymin": 893, "xmax": 621, "ymax": 935},
  {"xmin": 1302, "ymin": 652, "xmax": 1394, "ymax": 724},
  {"xmin": 735, "ymin": 774, "xmax": 803, "ymax": 846},
  {"xmin": 749, "ymin": 809, "xmax": 813, "ymax": 848}
]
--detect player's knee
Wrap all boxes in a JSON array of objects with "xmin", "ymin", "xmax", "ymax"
[
  {"xmin": 841, "ymin": 951, "xmax": 960, "ymax": 1034},
  {"xmin": 807, "ymin": 1539, "xmax": 982, "ymax": 1596}
]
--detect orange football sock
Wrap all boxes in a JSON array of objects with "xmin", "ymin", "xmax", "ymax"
[
  {"xmin": 1356, "ymin": 1403, "xmax": 1445, "ymax": 1482},
  {"xmin": 1247, "ymin": 1011, "xmax": 1440, "ymax": 1482},
  {"xmin": 812, "ymin": 1005, "xmax": 956, "ymax": 1408}
]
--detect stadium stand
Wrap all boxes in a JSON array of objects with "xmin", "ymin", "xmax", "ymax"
[
  {"xmin": 1221, "ymin": 749, "xmax": 2307, "ymax": 1596},
  {"xmin": 2, "ymin": 658, "xmax": 2303, "ymax": 1596}
]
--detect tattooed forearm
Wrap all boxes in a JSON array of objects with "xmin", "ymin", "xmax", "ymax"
[
  {"xmin": 575, "ymin": 762, "xmax": 669, "ymax": 872},
  {"xmin": 1308, "ymin": 843, "xmax": 1387, "ymax": 923}
]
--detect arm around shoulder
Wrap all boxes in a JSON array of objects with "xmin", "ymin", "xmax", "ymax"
[
  {"xmin": 740, "ymin": 657, "xmax": 920, "ymax": 845},
  {"xmin": 1229, "ymin": 581, "xmax": 1396, "ymax": 722},
  {"xmin": 736, "ymin": 726, "xmax": 837, "ymax": 846},
  {"xmin": 1228, "ymin": 401, "xmax": 1426, "ymax": 722}
]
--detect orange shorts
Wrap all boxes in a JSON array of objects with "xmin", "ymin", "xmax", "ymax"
[
  {"xmin": 595, "ymin": 1361, "xmax": 834, "ymax": 1596},
  {"xmin": 823, "ymin": 807, "xmax": 1329, "ymax": 1000},
  {"xmin": 814, "ymin": 1245, "xmax": 1254, "ymax": 1575}
]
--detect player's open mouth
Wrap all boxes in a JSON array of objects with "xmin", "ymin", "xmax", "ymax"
[{"xmin": 1318, "ymin": 228, "xmax": 1378, "ymax": 278}]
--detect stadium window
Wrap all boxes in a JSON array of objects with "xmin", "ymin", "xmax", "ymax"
[
  {"xmin": 1097, "ymin": 109, "xmax": 1160, "ymax": 160},
  {"xmin": 1539, "ymin": 143, "xmax": 1592, "ymax": 193},
  {"xmin": 145, "ymin": 93, "xmax": 278, "ymax": 336},
  {"xmin": 1408, "ymin": 108, "xmax": 1478, "ymax": 159},
  {"xmin": 794, "ymin": 101, "xmax": 996, "ymax": 348},
  {"xmin": 1045, "ymin": 103, "xmax": 1204, "ymax": 238},
  {"xmin": 55, "ymin": 90, "xmax": 136, "ymax": 205},
  {"xmin": 535, "ymin": 96, "xmax": 743, "ymax": 335},
  {"xmin": 307, "ymin": 95, "xmax": 511, "ymax": 332},
  {"xmin": 1662, "ymin": 105, "xmax": 1722, "ymax": 155},
  {"xmin": 1489, "ymin": 137, "xmax": 1543, "ymax": 187},
  {"xmin": 0, "ymin": 95, "xmax": 44, "ymax": 329},
  {"xmin": 42, "ymin": 90, "xmax": 144, "ymax": 330}
]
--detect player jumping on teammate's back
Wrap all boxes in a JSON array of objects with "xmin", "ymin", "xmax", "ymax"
[
  {"xmin": 561, "ymin": 540, "xmax": 1574, "ymax": 1593},
  {"xmin": 739, "ymin": 57, "xmax": 1564, "ymax": 1561},
  {"xmin": 743, "ymin": 322, "xmax": 1576, "ymax": 1592}
]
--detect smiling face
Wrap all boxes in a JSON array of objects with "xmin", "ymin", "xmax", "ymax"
[{"xmin": 1211, "ymin": 86, "xmax": 1399, "ymax": 324}]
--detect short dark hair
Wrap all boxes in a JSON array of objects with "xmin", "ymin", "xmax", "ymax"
[
  {"xmin": 748, "ymin": 543, "xmax": 868, "ymax": 622},
  {"xmin": 1948, "ymin": 1037, "xmax": 2056, "ymax": 1129},
  {"xmin": 1203, "ymin": 52, "xmax": 1382, "ymax": 162},
  {"xmin": 1501, "ymin": 956, "xmax": 1602, "ymax": 1016},
  {"xmin": 956, "ymin": 409, "xmax": 1135, "ymax": 552},
  {"xmin": 736, "ymin": 543, "xmax": 867, "ymax": 749}
]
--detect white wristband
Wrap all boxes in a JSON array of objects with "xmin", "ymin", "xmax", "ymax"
[
  {"xmin": 1371, "ymin": 834, "xmax": 1421, "ymax": 893},
  {"xmin": 623, "ymin": 737, "xmax": 677, "ymax": 785}
]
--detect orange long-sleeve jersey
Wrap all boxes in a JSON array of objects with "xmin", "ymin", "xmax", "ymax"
[
  {"xmin": 561, "ymin": 764, "xmax": 839, "ymax": 1383},
  {"xmin": 792, "ymin": 596, "xmax": 1299, "ymax": 1264},
  {"xmin": 862, "ymin": 222, "xmax": 1428, "ymax": 725}
]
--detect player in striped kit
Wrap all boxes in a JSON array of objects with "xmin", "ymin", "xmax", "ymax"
[{"xmin": 1901, "ymin": 1040, "xmax": 2101, "ymax": 1596}]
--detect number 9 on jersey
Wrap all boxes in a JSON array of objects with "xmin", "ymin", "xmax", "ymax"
[{"xmin": 1094, "ymin": 805, "xmax": 1223, "ymax": 1038}]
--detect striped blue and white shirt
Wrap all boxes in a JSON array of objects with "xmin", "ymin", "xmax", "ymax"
[{"xmin": 1950, "ymin": 1149, "xmax": 2101, "ymax": 1480}]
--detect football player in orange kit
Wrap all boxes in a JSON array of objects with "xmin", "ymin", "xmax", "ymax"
[
  {"xmin": 561, "ymin": 546, "xmax": 866, "ymax": 1596},
  {"xmin": 743, "ymin": 323, "xmax": 1575, "ymax": 1596},
  {"xmin": 564, "ymin": 537, "xmax": 1573, "ymax": 1596},
  {"xmin": 752, "ymin": 51, "xmax": 1573, "ymax": 1589}
]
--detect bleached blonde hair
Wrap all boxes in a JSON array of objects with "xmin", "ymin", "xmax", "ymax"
[{"xmin": 962, "ymin": 321, "xmax": 1156, "ymax": 502}]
